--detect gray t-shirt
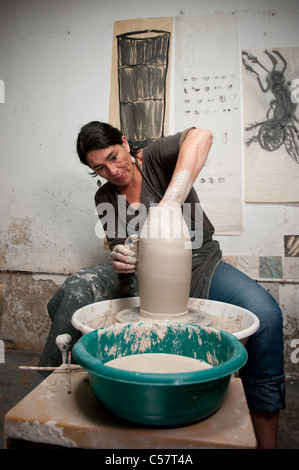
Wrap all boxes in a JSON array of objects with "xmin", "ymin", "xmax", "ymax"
[{"xmin": 95, "ymin": 130, "xmax": 222, "ymax": 297}]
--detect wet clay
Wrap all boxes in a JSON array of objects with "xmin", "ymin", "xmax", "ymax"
[
  {"xmin": 105, "ymin": 353, "xmax": 213, "ymax": 373},
  {"xmin": 138, "ymin": 207, "xmax": 192, "ymax": 318}
]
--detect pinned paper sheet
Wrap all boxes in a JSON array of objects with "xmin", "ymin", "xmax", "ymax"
[
  {"xmin": 109, "ymin": 17, "xmax": 173, "ymax": 148},
  {"xmin": 174, "ymin": 13, "xmax": 243, "ymax": 234},
  {"xmin": 109, "ymin": 14, "xmax": 242, "ymax": 234}
]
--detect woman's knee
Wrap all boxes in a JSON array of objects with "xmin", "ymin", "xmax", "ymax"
[
  {"xmin": 247, "ymin": 286, "xmax": 283, "ymax": 334},
  {"xmin": 210, "ymin": 262, "xmax": 283, "ymax": 331}
]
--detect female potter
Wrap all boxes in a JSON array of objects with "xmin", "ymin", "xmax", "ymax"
[{"xmin": 40, "ymin": 122, "xmax": 285, "ymax": 449}]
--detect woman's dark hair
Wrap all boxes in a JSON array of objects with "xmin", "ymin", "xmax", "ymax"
[
  {"xmin": 76, "ymin": 121, "xmax": 139, "ymax": 177},
  {"xmin": 76, "ymin": 121, "xmax": 123, "ymax": 168}
]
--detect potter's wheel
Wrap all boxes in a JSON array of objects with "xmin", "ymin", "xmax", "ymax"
[{"xmin": 116, "ymin": 307, "xmax": 214, "ymax": 327}]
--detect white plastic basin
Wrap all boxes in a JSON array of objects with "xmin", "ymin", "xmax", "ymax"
[{"xmin": 71, "ymin": 297, "xmax": 260, "ymax": 344}]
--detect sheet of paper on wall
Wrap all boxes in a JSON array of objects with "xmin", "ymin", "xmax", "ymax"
[
  {"xmin": 109, "ymin": 17, "xmax": 173, "ymax": 148},
  {"xmin": 174, "ymin": 13, "xmax": 243, "ymax": 235},
  {"xmin": 242, "ymin": 47, "xmax": 299, "ymax": 203}
]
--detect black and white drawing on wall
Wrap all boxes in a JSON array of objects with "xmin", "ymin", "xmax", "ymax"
[
  {"xmin": 242, "ymin": 49, "xmax": 299, "ymax": 165},
  {"xmin": 117, "ymin": 30, "xmax": 170, "ymax": 148},
  {"xmin": 109, "ymin": 18, "xmax": 173, "ymax": 148},
  {"xmin": 242, "ymin": 47, "xmax": 299, "ymax": 203}
]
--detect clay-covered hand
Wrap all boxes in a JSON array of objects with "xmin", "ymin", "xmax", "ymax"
[
  {"xmin": 159, "ymin": 170, "xmax": 193, "ymax": 208},
  {"xmin": 111, "ymin": 234, "xmax": 139, "ymax": 273}
]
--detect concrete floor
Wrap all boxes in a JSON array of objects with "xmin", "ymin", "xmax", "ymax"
[{"xmin": 0, "ymin": 349, "xmax": 298, "ymax": 449}]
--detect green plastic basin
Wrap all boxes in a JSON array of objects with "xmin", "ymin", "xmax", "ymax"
[{"xmin": 73, "ymin": 322, "xmax": 247, "ymax": 426}]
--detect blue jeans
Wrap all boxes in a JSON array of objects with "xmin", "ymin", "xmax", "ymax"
[{"xmin": 209, "ymin": 261, "xmax": 285, "ymax": 413}]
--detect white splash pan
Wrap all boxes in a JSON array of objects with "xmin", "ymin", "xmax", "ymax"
[{"xmin": 71, "ymin": 297, "xmax": 260, "ymax": 344}]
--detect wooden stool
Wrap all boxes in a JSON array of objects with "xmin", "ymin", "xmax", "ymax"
[{"xmin": 4, "ymin": 367, "xmax": 256, "ymax": 449}]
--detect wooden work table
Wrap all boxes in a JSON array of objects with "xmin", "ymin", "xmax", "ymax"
[{"xmin": 4, "ymin": 367, "xmax": 257, "ymax": 449}]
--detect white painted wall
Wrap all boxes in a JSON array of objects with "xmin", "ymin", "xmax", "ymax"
[{"xmin": 0, "ymin": 0, "xmax": 299, "ymax": 274}]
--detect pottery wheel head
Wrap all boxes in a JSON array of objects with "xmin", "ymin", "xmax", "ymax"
[{"xmin": 116, "ymin": 307, "xmax": 213, "ymax": 326}]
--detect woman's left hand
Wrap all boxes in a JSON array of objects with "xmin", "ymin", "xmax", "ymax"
[{"xmin": 111, "ymin": 235, "xmax": 139, "ymax": 273}]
